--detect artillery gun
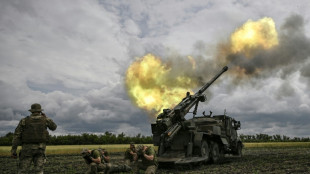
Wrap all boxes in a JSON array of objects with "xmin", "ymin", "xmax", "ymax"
[{"xmin": 151, "ymin": 66, "xmax": 243, "ymax": 165}]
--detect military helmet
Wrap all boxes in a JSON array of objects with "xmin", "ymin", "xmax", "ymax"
[
  {"xmin": 136, "ymin": 144, "xmax": 144, "ymax": 152},
  {"xmin": 28, "ymin": 103, "xmax": 43, "ymax": 112}
]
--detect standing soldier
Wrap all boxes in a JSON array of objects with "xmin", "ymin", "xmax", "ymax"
[
  {"xmin": 134, "ymin": 145, "xmax": 158, "ymax": 174},
  {"xmin": 124, "ymin": 142, "xmax": 137, "ymax": 166},
  {"xmin": 11, "ymin": 103, "xmax": 57, "ymax": 174}
]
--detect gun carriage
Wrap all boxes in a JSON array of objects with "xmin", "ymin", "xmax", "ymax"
[{"xmin": 151, "ymin": 66, "xmax": 243, "ymax": 165}]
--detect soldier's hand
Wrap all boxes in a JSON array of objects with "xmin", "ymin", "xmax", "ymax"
[
  {"xmin": 81, "ymin": 149, "xmax": 90, "ymax": 157},
  {"xmin": 11, "ymin": 152, "xmax": 17, "ymax": 159}
]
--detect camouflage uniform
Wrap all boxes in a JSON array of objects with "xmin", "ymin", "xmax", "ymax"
[
  {"xmin": 100, "ymin": 149, "xmax": 110, "ymax": 163},
  {"xmin": 124, "ymin": 143, "xmax": 136, "ymax": 166},
  {"xmin": 134, "ymin": 146, "xmax": 157, "ymax": 174},
  {"xmin": 11, "ymin": 103, "xmax": 57, "ymax": 174},
  {"xmin": 85, "ymin": 149, "xmax": 131, "ymax": 174},
  {"xmin": 85, "ymin": 150, "xmax": 106, "ymax": 174}
]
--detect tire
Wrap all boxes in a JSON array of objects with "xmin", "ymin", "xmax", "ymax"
[
  {"xmin": 200, "ymin": 140, "xmax": 210, "ymax": 162},
  {"xmin": 236, "ymin": 143, "xmax": 242, "ymax": 157},
  {"xmin": 210, "ymin": 141, "xmax": 224, "ymax": 164}
]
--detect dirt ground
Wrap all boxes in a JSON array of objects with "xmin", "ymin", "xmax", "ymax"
[{"xmin": 1, "ymin": 147, "xmax": 309, "ymax": 174}]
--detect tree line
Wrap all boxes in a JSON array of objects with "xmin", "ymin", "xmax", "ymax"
[
  {"xmin": 0, "ymin": 132, "xmax": 153, "ymax": 146},
  {"xmin": 0, "ymin": 132, "xmax": 309, "ymax": 146},
  {"xmin": 239, "ymin": 134, "xmax": 310, "ymax": 142}
]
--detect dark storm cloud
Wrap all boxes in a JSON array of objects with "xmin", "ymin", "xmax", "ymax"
[
  {"xmin": 275, "ymin": 82, "xmax": 296, "ymax": 99},
  {"xmin": 238, "ymin": 112, "xmax": 310, "ymax": 137}
]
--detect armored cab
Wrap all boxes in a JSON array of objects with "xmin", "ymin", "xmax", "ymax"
[{"xmin": 151, "ymin": 66, "xmax": 243, "ymax": 165}]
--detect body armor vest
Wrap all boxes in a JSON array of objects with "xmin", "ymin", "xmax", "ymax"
[{"xmin": 21, "ymin": 116, "xmax": 49, "ymax": 143}]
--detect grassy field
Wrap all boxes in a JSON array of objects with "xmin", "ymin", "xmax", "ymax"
[
  {"xmin": 1, "ymin": 142, "xmax": 310, "ymax": 156},
  {"xmin": 0, "ymin": 143, "xmax": 309, "ymax": 173},
  {"xmin": 0, "ymin": 144, "xmax": 154, "ymax": 156},
  {"xmin": 244, "ymin": 142, "xmax": 310, "ymax": 148}
]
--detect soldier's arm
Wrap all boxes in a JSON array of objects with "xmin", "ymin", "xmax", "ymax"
[
  {"xmin": 143, "ymin": 153, "xmax": 154, "ymax": 161},
  {"xmin": 129, "ymin": 149, "xmax": 137, "ymax": 155},
  {"xmin": 91, "ymin": 156, "xmax": 101, "ymax": 164},
  {"xmin": 103, "ymin": 155, "xmax": 110, "ymax": 162},
  {"xmin": 133, "ymin": 153, "xmax": 138, "ymax": 161},
  {"xmin": 101, "ymin": 150, "xmax": 110, "ymax": 162},
  {"xmin": 11, "ymin": 119, "xmax": 24, "ymax": 154},
  {"xmin": 143, "ymin": 148, "xmax": 154, "ymax": 161},
  {"xmin": 129, "ymin": 150, "xmax": 137, "ymax": 160},
  {"xmin": 46, "ymin": 117, "xmax": 57, "ymax": 131}
]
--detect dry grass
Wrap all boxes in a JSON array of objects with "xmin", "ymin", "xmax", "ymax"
[
  {"xmin": 244, "ymin": 142, "xmax": 310, "ymax": 148},
  {"xmin": 0, "ymin": 144, "xmax": 155, "ymax": 156},
  {"xmin": 1, "ymin": 142, "xmax": 310, "ymax": 156}
]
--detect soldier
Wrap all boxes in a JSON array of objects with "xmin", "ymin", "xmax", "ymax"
[
  {"xmin": 133, "ymin": 145, "xmax": 158, "ymax": 174},
  {"xmin": 81, "ymin": 148, "xmax": 131, "ymax": 174},
  {"xmin": 100, "ymin": 148, "xmax": 110, "ymax": 163},
  {"xmin": 11, "ymin": 103, "xmax": 57, "ymax": 174},
  {"xmin": 124, "ymin": 142, "xmax": 137, "ymax": 166}
]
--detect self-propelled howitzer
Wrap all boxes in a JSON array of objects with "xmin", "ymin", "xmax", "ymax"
[{"xmin": 151, "ymin": 66, "xmax": 243, "ymax": 165}]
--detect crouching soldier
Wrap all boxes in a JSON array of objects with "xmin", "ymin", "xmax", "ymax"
[
  {"xmin": 124, "ymin": 142, "xmax": 137, "ymax": 166},
  {"xmin": 81, "ymin": 148, "xmax": 131, "ymax": 174},
  {"xmin": 100, "ymin": 148, "xmax": 110, "ymax": 164},
  {"xmin": 133, "ymin": 145, "xmax": 158, "ymax": 174}
]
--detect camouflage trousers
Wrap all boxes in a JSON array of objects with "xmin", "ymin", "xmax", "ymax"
[
  {"xmin": 18, "ymin": 148, "xmax": 45, "ymax": 174},
  {"xmin": 85, "ymin": 162, "xmax": 107, "ymax": 174},
  {"xmin": 85, "ymin": 162, "xmax": 131, "ymax": 174},
  {"xmin": 133, "ymin": 162, "xmax": 157, "ymax": 174},
  {"xmin": 124, "ymin": 159, "xmax": 135, "ymax": 166}
]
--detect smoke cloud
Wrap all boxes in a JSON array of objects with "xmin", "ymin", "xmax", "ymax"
[
  {"xmin": 220, "ymin": 15, "xmax": 310, "ymax": 81},
  {"xmin": 157, "ymin": 14, "xmax": 310, "ymax": 91}
]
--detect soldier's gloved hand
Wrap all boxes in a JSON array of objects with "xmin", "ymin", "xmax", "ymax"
[
  {"xmin": 82, "ymin": 152, "xmax": 90, "ymax": 158},
  {"xmin": 81, "ymin": 149, "xmax": 90, "ymax": 158},
  {"xmin": 11, "ymin": 152, "xmax": 17, "ymax": 159}
]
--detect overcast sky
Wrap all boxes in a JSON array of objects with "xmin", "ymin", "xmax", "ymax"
[{"xmin": 0, "ymin": 0, "xmax": 310, "ymax": 137}]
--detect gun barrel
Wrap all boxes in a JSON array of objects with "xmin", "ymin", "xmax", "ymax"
[{"xmin": 198, "ymin": 66, "xmax": 228, "ymax": 94}]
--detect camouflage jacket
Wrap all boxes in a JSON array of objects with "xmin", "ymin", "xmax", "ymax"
[
  {"xmin": 140, "ymin": 146, "xmax": 158, "ymax": 166},
  {"xmin": 11, "ymin": 113, "xmax": 57, "ymax": 153},
  {"xmin": 124, "ymin": 147, "xmax": 136, "ymax": 161}
]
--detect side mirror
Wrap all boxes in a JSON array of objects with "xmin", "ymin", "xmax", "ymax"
[{"xmin": 234, "ymin": 121, "xmax": 241, "ymax": 130}]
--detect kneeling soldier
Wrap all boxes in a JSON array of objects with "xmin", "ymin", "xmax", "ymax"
[
  {"xmin": 124, "ymin": 142, "xmax": 137, "ymax": 166},
  {"xmin": 134, "ymin": 145, "xmax": 158, "ymax": 174}
]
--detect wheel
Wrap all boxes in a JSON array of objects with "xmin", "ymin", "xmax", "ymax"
[
  {"xmin": 200, "ymin": 140, "xmax": 210, "ymax": 162},
  {"xmin": 235, "ymin": 143, "xmax": 242, "ymax": 157},
  {"xmin": 210, "ymin": 141, "xmax": 224, "ymax": 164}
]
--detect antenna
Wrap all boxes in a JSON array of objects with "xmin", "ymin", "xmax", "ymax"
[{"xmin": 224, "ymin": 109, "xmax": 227, "ymax": 115}]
